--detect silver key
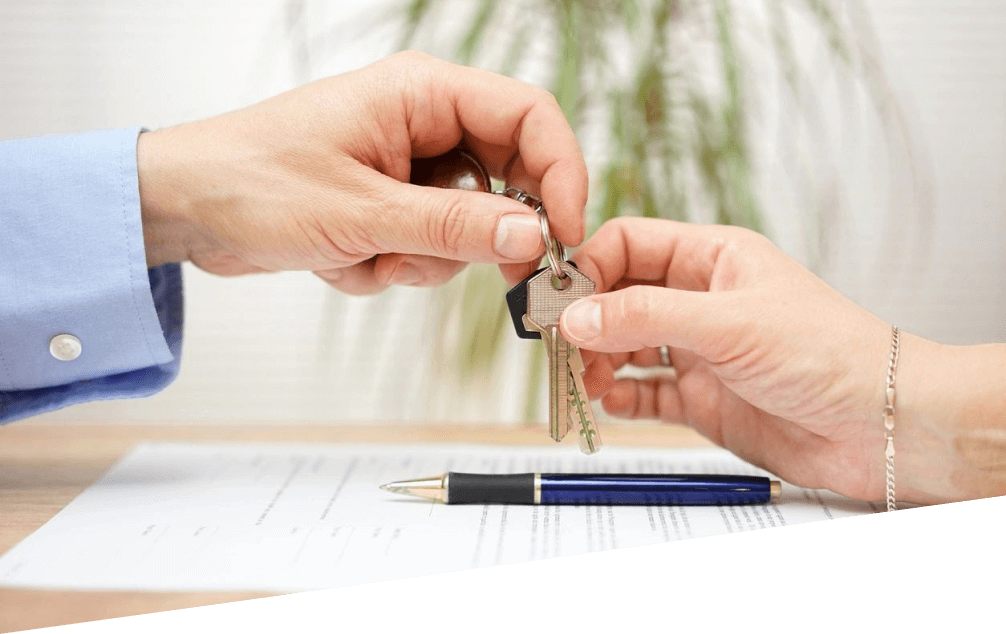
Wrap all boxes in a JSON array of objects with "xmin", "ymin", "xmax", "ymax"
[
  {"xmin": 525, "ymin": 261, "xmax": 595, "ymax": 443},
  {"xmin": 567, "ymin": 347, "xmax": 602, "ymax": 454}
]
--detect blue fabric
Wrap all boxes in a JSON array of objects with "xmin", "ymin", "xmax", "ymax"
[{"xmin": 0, "ymin": 127, "xmax": 183, "ymax": 423}]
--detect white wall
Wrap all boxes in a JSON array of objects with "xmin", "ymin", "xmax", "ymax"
[
  {"xmin": 3, "ymin": 1, "xmax": 1004, "ymax": 424},
  {"xmin": 827, "ymin": 0, "xmax": 1006, "ymax": 344}
]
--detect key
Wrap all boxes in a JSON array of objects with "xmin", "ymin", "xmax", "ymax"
[
  {"xmin": 505, "ymin": 262, "xmax": 582, "ymax": 340},
  {"xmin": 521, "ymin": 313, "xmax": 568, "ymax": 440},
  {"xmin": 567, "ymin": 347, "xmax": 602, "ymax": 454},
  {"xmin": 510, "ymin": 268, "xmax": 569, "ymax": 440},
  {"xmin": 524, "ymin": 261, "xmax": 595, "ymax": 443}
]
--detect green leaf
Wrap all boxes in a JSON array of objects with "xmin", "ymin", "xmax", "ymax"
[
  {"xmin": 499, "ymin": 6, "xmax": 534, "ymax": 78},
  {"xmin": 398, "ymin": 0, "xmax": 434, "ymax": 50},
  {"xmin": 552, "ymin": 0, "xmax": 582, "ymax": 128},
  {"xmin": 803, "ymin": 0, "xmax": 851, "ymax": 62},
  {"xmin": 765, "ymin": 0, "xmax": 803, "ymax": 97},
  {"xmin": 456, "ymin": 0, "xmax": 498, "ymax": 65}
]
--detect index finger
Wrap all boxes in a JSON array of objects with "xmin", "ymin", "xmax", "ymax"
[
  {"xmin": 396, "ymin": 53, "xmax": 588, "ymax": 246},
  {"xmin": 570, "ymin": 217, "xmax": 748, "ymax": 293}
]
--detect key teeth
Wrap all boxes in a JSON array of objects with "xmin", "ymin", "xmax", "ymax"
[
  {"xmin": 568, "ymin": 376, "xmax": 602, "ymax": 455},
  {"xmin": 576, "ymin": 421, "xmax": 602, "ymax": 454}
]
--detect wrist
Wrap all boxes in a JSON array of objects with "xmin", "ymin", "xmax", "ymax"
[
  {"xmin": 137, "ymin": 128, "xmax": 204, "ymax": 267},
  {"xmin": 889, "ymin": 335, "xmax": 1006, "ymax": 504},
  {"xmin": 877, "ymin": 332, "xmax": 951, "ymax": 504}
]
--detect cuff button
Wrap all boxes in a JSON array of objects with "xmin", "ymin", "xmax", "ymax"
[{"xmin": 49, "ymin": 333, "xmax": 82, "ymax": 361}]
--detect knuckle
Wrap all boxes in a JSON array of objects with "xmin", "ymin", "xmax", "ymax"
[
  {"xmin": 723, "ymin": 224, "xmax": 764, "ymax": 247},
  {"xmin": 426, "ymin": 193, "xmax": 468, "ymax": 258},
  {"xmin": 588, "ymin": 218, "xmax": 625, "ymax": 249},
  {"xmin": 536, "ymin": 86, "xmax": 560, "ymax": 108},
  {"xmin": 607, "ymin": 216, "xmax": 651, "ymax": 238},
  {"xmin": 718, "ymin": 226, "xmax": 773, "ymax": 265},
  {"xmin": 378, "ymin": 51, "xmax": 435, "ymax": 94},
  {"xmin": 618, "ymin": 286, "xmax": 653, "ymax": 327},
  {"xmin": 605, "ymin": 216, "xmax": 634, "ymax": 234}
]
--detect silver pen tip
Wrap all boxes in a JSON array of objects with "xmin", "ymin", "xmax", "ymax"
[{"xmin": 378, "ymin": 476, "xmax": 448, "ymax": 503}]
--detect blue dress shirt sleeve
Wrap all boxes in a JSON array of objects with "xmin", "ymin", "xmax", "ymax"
[{"xmin": 0, "ymin": 127, "xmax": 183, "ymax": 424}]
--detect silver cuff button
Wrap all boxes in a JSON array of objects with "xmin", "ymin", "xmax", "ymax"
[{"xmin": 49, "ymin": 334, "xmax": 82, "ymax": 361}]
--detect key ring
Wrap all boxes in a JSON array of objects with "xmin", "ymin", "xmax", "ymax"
[
  {"xmin": 498, "ymin": 187, "xmax": 568, "ymax": 280},
  {"xmin": 537, "ymin": 209, "xmax": 568, "ymax": 281}
]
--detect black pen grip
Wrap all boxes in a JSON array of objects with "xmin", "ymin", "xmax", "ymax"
[{"xmin": 448, "ymin": 472, "xmax": 535, "ymax": 505}]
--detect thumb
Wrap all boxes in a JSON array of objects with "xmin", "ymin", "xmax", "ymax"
[
  {"xmin": 381, "ymin": 181, "xmax": 546, "ymax": 263},
  {"xmin": 559, "ymin": 285, "xmax": 739, "ymax": 357}
]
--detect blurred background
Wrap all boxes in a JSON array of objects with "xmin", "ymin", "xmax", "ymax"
[{"xmin": 3, "ymin": 0, "xmax": 1004, "ymax": 426}]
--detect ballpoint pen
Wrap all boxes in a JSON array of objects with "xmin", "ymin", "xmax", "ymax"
[{"xmin": 380, "ymin": 472, "xmax": 782, "ymax": 506}]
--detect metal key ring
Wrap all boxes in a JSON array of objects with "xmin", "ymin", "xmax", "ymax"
[{"xmin": 535, "ymin": 205, "xmax": 567, "ymax": 280}]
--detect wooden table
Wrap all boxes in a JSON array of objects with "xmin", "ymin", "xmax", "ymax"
[{"xmin": 0, "ymin": 421, "xmax": 710, "ymax": 632}]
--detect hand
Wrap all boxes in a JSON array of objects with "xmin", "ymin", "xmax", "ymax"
[
  {"xmin": 137, "ymin": 51, "xmax": 587, "ymax": 293},
  {"xmin": 558, "ymin": 218, "xmax": 969, "ymax": 504}
]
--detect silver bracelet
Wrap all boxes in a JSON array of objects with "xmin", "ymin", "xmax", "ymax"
[{"xmin": 883, "ymin": 326, "xmax": 900, "ymax": 512}]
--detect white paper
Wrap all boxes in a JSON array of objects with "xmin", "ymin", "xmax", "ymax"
[{"xmin": 0, "ymin": 442, "xmax": 875, "ymax": 591}]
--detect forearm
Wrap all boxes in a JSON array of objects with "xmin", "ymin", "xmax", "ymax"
[{"xmin": 897, "ymin": 335, "xmax": 1006, "ymax": 503}]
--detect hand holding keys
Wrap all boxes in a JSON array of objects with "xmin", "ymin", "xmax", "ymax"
[{"xmin": 412, "ymin": 147, "xmax": 601, "ymax": 454}]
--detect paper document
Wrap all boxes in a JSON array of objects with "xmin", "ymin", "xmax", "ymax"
[{"xmin": 0, "ymin": 442, "xmax": 874, "ymax": 591}]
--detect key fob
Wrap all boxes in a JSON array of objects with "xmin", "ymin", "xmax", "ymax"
[
  {"xmin": 409, "ymin": 147, "xmax": 491, "ymax": 192},
  {"xmin": 506, "ymin": 262, "xmax": 579, "ymax": 340}
]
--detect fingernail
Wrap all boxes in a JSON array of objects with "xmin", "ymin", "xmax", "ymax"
[
  {"xmin": 494, "ymin": 214, "xmax": 542, "ymax": 260},
  {"xmin": 563, "ymin": 300, "xmax": 602, "ymax": 341},
  {"xmin": 390, "ymin": 262, "xmax": 422, "ymax": 285}
]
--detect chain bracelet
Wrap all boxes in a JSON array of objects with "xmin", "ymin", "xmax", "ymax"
[{"xmin": 883, "ymin": 326, "xmax": 900, "ymax": 512}]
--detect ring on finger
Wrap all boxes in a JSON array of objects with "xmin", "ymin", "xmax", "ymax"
[{"xmin": 659, "ymin": 346, "xmax": 672, "ymax": 367}]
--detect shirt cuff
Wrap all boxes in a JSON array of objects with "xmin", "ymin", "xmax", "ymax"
[{"xmin": 0, "ymin": 127, "xmax": 183, "ymax": 423}]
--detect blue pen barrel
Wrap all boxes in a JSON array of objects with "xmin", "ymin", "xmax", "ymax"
[{"xmin": 540, "ymin": 474, "xmax": 772, "ymax": 505}]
